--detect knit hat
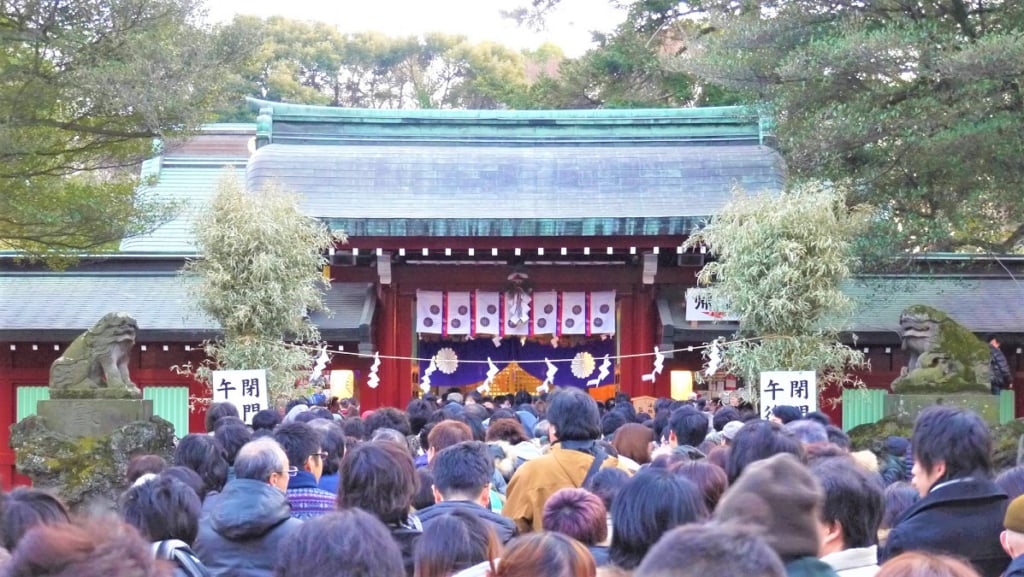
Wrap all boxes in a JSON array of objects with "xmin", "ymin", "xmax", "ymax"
[
  {"xmin": 722, "ymin": 420, "xmax": 744, "ymax": 441},
  {"xmin": 447, "ymin": 392, "xmax": 464, "ymax": 405},
  {"xmin": 714, "ymin": 453, "xmax": 824, "ymax": 560},
  {"xmin": 1005, "ymin": 495, "xmax": 1024, "ymax": 533},
  {"xmin": 771, "ymin": 405, "xmax": 803, "ymax": 425}
]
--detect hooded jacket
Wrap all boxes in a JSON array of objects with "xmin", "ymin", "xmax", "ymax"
[
  {"xmin": 417, "ymin": 500, "xmax": 518, "ymax": 543},
  {"xmin": 194, "ymin": 478, "xmax": 303, "ymax": 577}
]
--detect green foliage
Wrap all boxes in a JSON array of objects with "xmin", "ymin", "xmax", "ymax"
[
  {"xmin": 178, "ymin": 174, "xmax": 341, "ymax": 402},
  {"xmin": 675, "ymin": 0, "xmax": 1024, "ymax": 255},
  {"xmin": 0, "ymin": 0, "xmax": 252, "ymax": 264},
  {"xmin": 686, "ymin": 182, "xmax": 867, "ymax": 401}
]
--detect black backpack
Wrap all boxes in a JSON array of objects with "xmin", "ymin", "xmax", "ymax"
[{"xmin": 152, "ymin": 540, "xmax": 212, "ymax": 577}]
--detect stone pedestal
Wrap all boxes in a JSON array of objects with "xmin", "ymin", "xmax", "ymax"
[
  {"xmin": 37, "ymin": 399, "xmax": 153, "ymax": 438},
  {"xmin": 884, "ymin": 393, "xmax": 1000, "ymax": 425}
]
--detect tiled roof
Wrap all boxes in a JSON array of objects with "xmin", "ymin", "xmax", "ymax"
[
  {"xmin": 247, "ymin": 143, "xmax": 786, "ymax": 237},
  {"xmin": 659, "ymin": 277, "xmax": 1024, "ymax": 348},
  {"xmin": 0, "ymin": 270, "xmax": 374, "ymax": 344}
]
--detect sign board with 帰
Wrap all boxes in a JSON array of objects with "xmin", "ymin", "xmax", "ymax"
[
  {"xmin": 685, "ymin": 288, "xmax": 739, "ymax": 322},
  {"xmin": 759, "ymin": 370, "xmax": 816, "ymax": 419},
  {"xmin": 211, "ymin": 369, "xmax": 269, "ymax": 425}
]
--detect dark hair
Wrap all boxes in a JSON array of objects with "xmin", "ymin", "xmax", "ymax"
[
  {"xmin": 275, "ymin": 509, "xmax": 405, "ymax": 577},
  {"xmin": 252, "ymin": 408, "xmax": 282, "ymax": 432},
  {"xmin": 711, "ymin": 407, "xmax": 740, "ymax": 432},
  {"xmin": 495, "ymin": 532, "xmax": 596, "ymax": 577},
  {"xmin": 407, "ymin": 399, "xmax": 436, "ymax": 436},
  {"xmin": 295, "ymin": 408, "xmax": 332, "ymax": 423},
  {"xmin": 320, "ymin": 423, "xmax": 347, "ymax": 476},
  {"xmin": 612, "ymin": 423, "xmax": 654, "ymax": 465},
  {"xmin": 273, "ymin": 422, "xmax": 322, "ymax": 474},
  {"xmin": 601, "ymin": 410, "xmax": 628, "ymax": 438},
  {"xmin": 542, "ymin": 488, "xmax": 608, "ymax": 545},
  {"xmin": 912, "ymin": 406, "xmax": 992, "ymax": 482},
  {"xmin": 214, "ymin": 423, "xmax": 253, "ymax": 466},
  {"xmin": 0, "ymin": 489, "xmax": 71, "ymax": 551},
  {"xmin": 365, "ymin": 407, "xmax": 412, "ymax": 437},
  {"xmin": 412, "ymin": 469, "xmax": 437, "ymax": 511},
  {"xmin": 804, "ymin": 411, "xmax": 832, "ymax": 427},
  {"xmin": 120, "ymin": 476, "xmax": 201, "ymax": 544},
  {"xmin": 159, "ymin": 466, "xmax": 205, "ymax": 500},
  {"xmin": 486, "ymin": 418, "xmax": 530, "ymax": 445},
  {"xmin": 668, "ymin": 406, "xmax": 709, "ymax": 447},
  {"xmin": 427, "ymin": 420, "xmax": 474, "ymax": 453},
  {"xmin": 205, "ymin": 402, "xmax": 240, "ymax": 432},
  {"xmin": 547, "ymin": 387, "xmax": 601, "ymax": 442},
  {"xmin": 126, "ymin": 455, "xmax": 167, "ymax": 485},
  {"xmin": 414, "ymin": 509, "xmax": 500, "ymax": 577},
  {"xmin": 725, "ymin": 420, "xmax": 802, "ymax": 484},
  {"xmin": 173, "ymin": 433, "xmax": 229, "ymax": 497},
  {"xmin": 810, "ymin": 457, "xmax": 885, "ymax": 548},
  {"xmin": 770, "ymin": 405, "xmax": 803, "ymax": 424},
  {"xmin": 881, "ymin": 481, "xmax": 919, "ymax": 531},
  {"xmin": 634, "ymin": 522, "xmax": 786, "ymax": 577},
  {"xmin": 670, "ymin": 460, "xmax": 729, "ymax": 513},
  {"xmin": 5, "ymin": 516, "xmax": 162, "ymax": 577},
  {"xmin": 706, "ymin": 445, "xmax": 729, "ymax": 471},
  {"xmin": 610, "ymin": 468, "xmax": 709, "ymax": 570},
  {"xmin": 583, "ymin": 466, "xmax": 630, "ymax": 512},
  {"xmin": 431, "ymin": 440, "xmax": 493, "ymax": 500},
  {"xmin": 826, "ymin": 425, "xmax": 852, "ymax": 450},
  {"xmin": 342, "ymin": 417, "xmax": 365, "ymax": 441},
  {"xmin": 338, "ymin": 441, "xmax": 418, "ymax": 525}
]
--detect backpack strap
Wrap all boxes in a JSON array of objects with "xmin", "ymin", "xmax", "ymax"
[{"xmin": 581, "ymin": 447, "xmax": 608, "ymax": 488}]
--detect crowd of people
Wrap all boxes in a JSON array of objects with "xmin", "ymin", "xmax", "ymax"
[{"xmin": 0, "ymin": 386, "xmax": 1023, "ymax": 577}]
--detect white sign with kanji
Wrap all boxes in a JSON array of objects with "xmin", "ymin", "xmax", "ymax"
[
  {"xmin": 685, "ymin": 288, "xmax": 739, "ymax": 322},
  {"xmin": 212, "ymin": 369, "xmax": 269, "ymax": 425},
  {"xmin": 759, "ymin": 370, "xmax": 816, "ymax": 419}
]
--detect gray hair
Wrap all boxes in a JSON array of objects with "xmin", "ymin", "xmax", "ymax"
[
  {"xmin": 784, "ymin": 419, "xmax": 829, "ymax": 445},
  {"xmin": 235, "ymin": 437, "xmax": 289, "ymax": 482}
]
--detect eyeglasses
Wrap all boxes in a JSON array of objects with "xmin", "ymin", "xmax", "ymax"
[
  {"xmin": 311, "ymin": 451, "xmax": 329, "ymax": 460},
  {"xmin": 286, "ymin": 466, "xmax": 298, "ymax": 477}
]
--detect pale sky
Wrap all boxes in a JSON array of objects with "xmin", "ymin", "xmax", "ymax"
[{"xmin": 204, "ymin": 0, "xmax": 625, "ymax": 57}]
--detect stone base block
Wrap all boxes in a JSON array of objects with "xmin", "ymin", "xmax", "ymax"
[
  {"xmin": 884, "ymin": 393, "xmax": 1000, "ymax": 425},
  {"xmin": 37, "ymin": 399, "xmax": 153, "ymax": 437}
]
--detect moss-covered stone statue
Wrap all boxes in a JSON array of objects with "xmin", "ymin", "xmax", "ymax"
[
  {"xmin": 49, "ymin": 312, "xmax": 142, "ymax": 399},
  {"xmin": 891, "ymin": 305, "xmax": 991, "ymax": 394}
]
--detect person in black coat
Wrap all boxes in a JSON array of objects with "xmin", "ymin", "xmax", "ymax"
[{"xmin": 881, "ymin": 406, "xmax": 1009, "ymax": 577}]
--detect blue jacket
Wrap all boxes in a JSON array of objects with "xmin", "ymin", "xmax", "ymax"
[
  {"xmin": 882, "ymin": 477, "xmax": 1008, "ymax": 577},
  {"xmin": 1005, "ymin": 555, "xmax": 1024, "ymax": 577}
]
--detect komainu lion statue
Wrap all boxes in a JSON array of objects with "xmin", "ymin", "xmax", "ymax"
[
  {"xmin": 49, "ymin": 312, "xmax": 142, "ymax": 399},
  {"xmin": 891, "ymin": 305, "xmax": 991, "ymax": 394}
]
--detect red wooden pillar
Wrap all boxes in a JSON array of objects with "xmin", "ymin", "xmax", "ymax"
[
  {"xmin": 0, "ymin": 349, "xmax": 16, "ymax": 490},
  {"xmin": 394, "ymin": 294, "xmax": 414, "ymax": 409}
]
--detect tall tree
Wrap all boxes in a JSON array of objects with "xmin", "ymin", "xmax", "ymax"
[
  {"xmin": 674, "ymin": 0, "xmax": 1024, "ymax": 255},
  {"xmin": 0, "ymin": 0, "xmax": 251, "ymax": 263},
  {"xmin": 179, "ymin": 174, "xmax": 341, "ymax": 403}
]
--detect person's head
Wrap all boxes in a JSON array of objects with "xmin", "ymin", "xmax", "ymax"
[
  {"xmin": 318, "ymin": 423, "xmax": 347, "ymax": 478},
  {"xmin": 5, "ymin": 516, "xmax": 164, "ymax": 577},
  {"xmin": 274, "ymin": 421, "xmax": 326, "ymax": 482},
  {"xmin": 583, "ymin": 466, "xmax": 630, "ymax": 513},
  {"xmin": 610, "ymin": 467, "xmax": 709, "ymax": 570},
  {"xmin": 431, "ymin": 440, "xmax": 493, "ymax": 505},
  {"xmin": 881, "ymin": 481, "xmax": 919, "ymax": 533},
  {"xmin": 173, "ymin": 433, "xmax": 229, "ymax": 497},
  {"xmin": 769, "ymin": 405, "xmax": 802, "ymax": 425},
  {"xmin": 119, "ymin": 475, "xmax": 201, "ymax": 544},
  {"xmin": 214, "ymin": 423, "xmax": 253, "ymax": 466},
  {"xmin": 414, "ymin": 509, "xmax": 500, "ymax": 577},
  {"xmin": 601, "ymin": 411, "xmax": 629, "ymax": 439},
  {"xmin": 546, "ymin": 387, "xmax": 601, "ymax": 443},
  {"xmin": 714, "ymin": 453, "xmax": 824, "ymax": 562},
  {"xmin": 785, "ymin": 419, "xmax": 829, "ymax": 445},
  {"xmin": 364, "ymin": 407, "xmax": 412, "ymax": 437},
  {"xmin": 711, "ymin": 407, "xmax": 740, "ymax": 432},
  {"xmin": 1003, "ymin": 494, "xmax": 1024, "ymax": 560},
  {"xmin": 252, "ymin": 408, "xmax": 282, "ymax": 432},
  {"xmin": 998, "ymin": 466, "xmax": 1024, "ymax": 502},
  {"xmin": 486, "ymin": 418, "xmax": 530, "ymax": 445},
  {"xmin": 158, "ymin": 466, "xmax": 205, "ymax": 499},
  {"xmin": 341, "ymin": 417, "xmax": 366, "ymax": 441},
  {"xmin": 542, "ymin": 488, "xmax": 608, "ymax": 546},
  {"xmin": 0, "ymin": 489, "xmax": 70, "ymax": 551},
  {"xmin": 338, "ymin": 440, "xmax": 418, "ymax": 525},
  {"xmin": 985, "ymin": 333, "xmax": 1001, "ymax": 348},
  {"xmin": 670, "ymin": 460, "xmax": 729, "ymax": 513},
  {"xmin": 725, "ymin": 419, "xmax": 802, "ymax": 484},
  {"xmin": 876, "ymin": 551, "xmax": 982, "ymax": 577},
  {"xmin": 810, "ymin": 456, "xmax": 885, "ymax": 557},
  {"xmin": 495, "ymin": 532, "xmax": 596, "ymax": 577},
  {"xmin": 427, "ymin": 420, "xmax": 474, "ymax": 461},
  {"xmin": 911, "ymin": 406, "xmax": 992, "ymax": 496},
  {"xmin": 412, "ymin": 469, "xmax": 436, "ymax": 511},
  {"xmin": 667, "ymin": 405, "xmax": 709, "ymax": 448},
  {"xmin": 125, "ymin": 455, "xmax": 167, "ymax": 486},
  {"xmin": 634, "ymin": 522, "xmax": 785, "ymax": 577},
  {"xmin": 406, "ymin": 399, "xmax": 436, "ymax": 435},
  {"xmin": 826, "ymin": 425, "xmax": 852, "ymax": 450},
  {"xmin": 234, "ymin": 437, "xmax": 291, "ymax": 492},
  {"xmin": 205, "ymin": 402, "xmax": 240, "ymax": 432},
  {"xmin": 274, "ymin": 509, "xmax": 405, "ymax": 577},
  {"xmin": 612, "ymin": 422, "xmax": 654, "ymax": 465},
  {"xmin": 803, "ymin": 411, "xmax": 832, "ymax": 428}
]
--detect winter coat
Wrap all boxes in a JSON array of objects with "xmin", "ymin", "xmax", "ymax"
[
  {"xmin": 417, "ymin": 500, "xmax": 518, "ymax": 543},
  {"xmin": 784, "ymin": 556, "xmax": 841, "ymax": 577},
  {"xmin": 1004, "ymin": 554, "xmax": 1024, "ymax": 577},
  {"xmin": 194, "ymin": 478, "xmax": 303, "ymax": 577},
  {"xmin": 882, "ymin": 477, "xmax": 1009, "ymax": 577}
]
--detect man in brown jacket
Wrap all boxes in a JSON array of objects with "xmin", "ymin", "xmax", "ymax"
[{"xmin": 503, "ymin": 387, "xmax": 622, "ymax": 533}]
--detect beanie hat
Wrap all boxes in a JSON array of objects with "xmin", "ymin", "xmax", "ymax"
[
  {"xmin": 771, "ymin": 405, "xmax": 803, "ymax": 425},
  {"xmin": 714, "ymin": 453, "xmax": 823, "ymax": 560},
  {"xmin": 1005, "ymin": 495, "xmax": 1024, "ymax": 533},
  {"xmin": 722, "ymin": 420, "xmax": 744, "ymax": 441}
]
